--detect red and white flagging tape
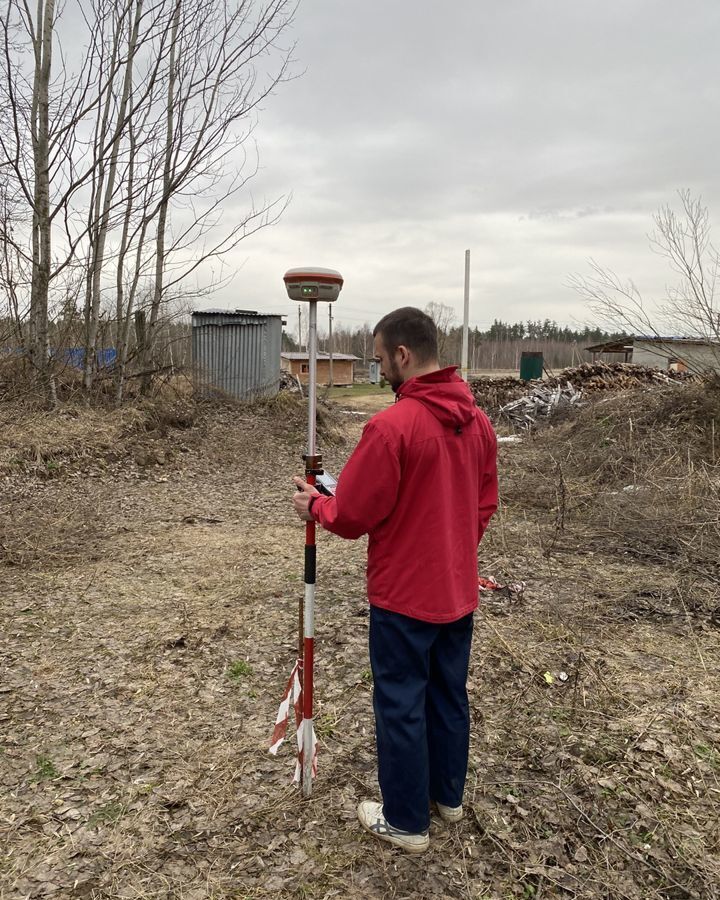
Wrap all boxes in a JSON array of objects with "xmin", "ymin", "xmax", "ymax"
[{"xmin": 268, "ymin": 661, "xmax": 317, "ymax": 782}]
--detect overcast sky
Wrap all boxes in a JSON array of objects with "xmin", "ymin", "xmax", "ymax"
[{"xmin": 207, "ymin": 0, "xmax": 720, "ymax": 334}]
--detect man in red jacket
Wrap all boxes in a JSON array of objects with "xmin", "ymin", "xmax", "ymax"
[{"xmin": 293, "ymin": 306, "xmax": 497, "ymax": 853}]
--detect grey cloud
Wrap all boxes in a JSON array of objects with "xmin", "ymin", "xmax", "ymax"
[{"xmin": 206, "ymin": 0, "xmax": 720, "ymax": 330}]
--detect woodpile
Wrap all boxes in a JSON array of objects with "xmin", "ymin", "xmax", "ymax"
[
  {"xmin": 468, "ymin": 376, "xmax": 527, "ymax": 410},
  {"xmin": 470, "ymin": 362, "xmax": 699, "ymax": 429},
  {"xmin": 543, "ymin": 361, "xmax": 696, "ymax": 394},
  {"xmin": 499, "ymin": 383, "xmax": 584, "ymax": 429}
]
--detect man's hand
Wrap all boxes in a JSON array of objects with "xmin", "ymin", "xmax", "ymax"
[{"xmin": 292, "ymin": 476, "xmax": 321, "ymax": 521}]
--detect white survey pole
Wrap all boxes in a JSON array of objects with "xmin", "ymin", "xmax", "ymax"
[{"xmin": 461, "ymin": 249, "xmax": 471, "ymax": 381}]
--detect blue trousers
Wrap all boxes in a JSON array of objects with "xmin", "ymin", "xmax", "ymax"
[{"xmin": 369, "ymin": 605, "xmax": 474, "ymax": 833}]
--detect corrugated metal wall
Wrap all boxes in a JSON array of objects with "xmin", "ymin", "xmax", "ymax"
[
  {"xmin": 191, "ymin": 312, "xmax": 282, "ymax": 400},
  {"xmin": 633, "ymin": 342, "xmax": 720, "ymax": 373}
]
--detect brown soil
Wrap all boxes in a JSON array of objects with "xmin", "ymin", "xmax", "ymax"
[{"xmin": 1, "ymin": 387, "xmax": 719, "ymax": 900}]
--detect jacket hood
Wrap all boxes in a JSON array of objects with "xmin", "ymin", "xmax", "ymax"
[{"xmin": 397, "ymin": 366, "xmax": 478, "ymax": 429}]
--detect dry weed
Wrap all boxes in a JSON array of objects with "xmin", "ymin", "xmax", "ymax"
[{"xmin": 1, "ymin": 383, "xmax": 719, "ymax": 899}]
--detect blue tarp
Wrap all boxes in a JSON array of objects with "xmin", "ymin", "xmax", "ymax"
[
  {"xmin": 64, "ymin": 348, "xmax": 117, "ymax": 369},
  {"xmin": 2, "ymin": 347, "xmax": 117, "ymax": 369}
]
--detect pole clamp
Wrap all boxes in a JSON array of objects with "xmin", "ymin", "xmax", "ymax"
[{"xmin": 303, "ymin": 453, "xmax": 324, "ymax": 476}]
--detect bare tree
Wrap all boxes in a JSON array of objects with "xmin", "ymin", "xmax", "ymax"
[
  {"xmin": 425, "ymin": 300, "xmax": 456, "ymax": 364},
  {"xmin": 82, "ymin": 0, "xmax": 168, "ymax": 393},
  {"xmin": 0, "ymin": 0, "xmax": 295, "ymax": 405},
  {"xmin": 0, "ymin": 175, "xmax": 28, "ymax": 348},
  {"xmin": 0, "ymin": 0, "xmax": 132, "ymax": 403},
  {"xmin": 652, "ymin": 192, "xmax": 720, "ymax": 344},
  {"xmin": 26, "ymin": 0, "xmax": 55, "ymax": 402},
  {"xmin": 570, "ymin": 192, "xmax": 720, "ymax": 373},
  {"xmin": 137, "ymin": 0, "xmax": 293, "ymax": 393}
]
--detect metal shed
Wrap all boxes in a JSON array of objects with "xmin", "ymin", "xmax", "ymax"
[{"xmin": 192, "ymin": 309, "xmax": 284, "ymax": 400}]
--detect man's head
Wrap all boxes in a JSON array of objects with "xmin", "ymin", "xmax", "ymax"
[{"xmin": 373, "ymin": 307, "xmax": 440, "ymax": 392}]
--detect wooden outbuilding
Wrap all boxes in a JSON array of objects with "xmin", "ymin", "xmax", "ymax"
[
  {"xmin": 281, "ymin": 352, "xmax": 359, "ymax": 386},
  {"xmin": 585, "ymin": 337, "xmax": 720, "ymax": 374}
]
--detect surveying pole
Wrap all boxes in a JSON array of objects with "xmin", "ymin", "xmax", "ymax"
[{"xmin": 283, "ymin": 267, "xmax": 344, "ymax": 797}]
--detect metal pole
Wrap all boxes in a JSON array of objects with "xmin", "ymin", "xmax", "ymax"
[
  {"xmin": 328, "ymin": 305, "xmax": 334, "ymax": 387},
  {"xmin": 461, "ymin": 249, "xmax": 470, "ymax": 381},
  {"xmin": 307, "ymin": 302, "xmax": 317, "ymax": 456},
  {"xmin": 301, "ymin": 300, "xmax": 318, "ymax": 797},
  {"xmin": 298, "ymin": 305, "xmax": 302, "ymax": 352}
]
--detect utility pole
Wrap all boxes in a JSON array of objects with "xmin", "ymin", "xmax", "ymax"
[
  {"xmin": 461, "ymin": 249, "xmax": 471, "ymax": 381},
  {"xmin": 328, "ymin": 305, "xmax": 334, "ymax": 387}
]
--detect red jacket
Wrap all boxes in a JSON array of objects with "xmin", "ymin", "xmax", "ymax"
[{"xmin": 312, "ymin": 367, "xmax": 498, "ymax": 623}]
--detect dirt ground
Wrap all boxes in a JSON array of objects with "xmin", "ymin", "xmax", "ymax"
[{"xmin": 1, "ymin": 386, "xmax": 719, "ymax": 900}]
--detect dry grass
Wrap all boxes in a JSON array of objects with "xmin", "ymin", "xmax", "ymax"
[
  {"xmin": 476, "ymin": 380, "xmax": 720, "ymax": 898},
  {"xmin": 1, "ymin": 381, "xmax": 719, "ymax": 899},
  {"xmin": 502, "ymin": 382, "xmax": 720, "ymax": 583}
]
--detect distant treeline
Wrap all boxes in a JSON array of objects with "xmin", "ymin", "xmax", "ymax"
[
  {"xmin": 481, "ymin": 319, "xmax": 623, "ymax": 344},
  {"xmin": 442, "ymin": 319, "xmax": 626, "ymax": 371},
  {"xmin": 285, "ymin": 313, "xmax": 626, "ymax": 373}
]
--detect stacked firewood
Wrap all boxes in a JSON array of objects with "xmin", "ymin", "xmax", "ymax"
[
  {"xmin": 469, "ymin": 377, "xmax": 529, "ymax": 409},
  {"xmin": 543, "ymin": 362, "xmax": 695, "ymax": 394},
  {"xmin": 499, "ymin": 383, "xmax": 584, "ymax": 428},
  {"xmin": 470, "ymin": 362, "xmax": 698, "ymax": 428}
]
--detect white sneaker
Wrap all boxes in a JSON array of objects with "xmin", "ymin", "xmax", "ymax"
[
  {"xmin": 436, "ymin": 802, "xmax": 464, "ymax": 823},
  {"xmin": 357, "ymin": 801, "xmax": 430, "ymax": 853}
]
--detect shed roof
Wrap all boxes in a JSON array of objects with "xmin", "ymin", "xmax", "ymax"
[
  {"xmin": 585, "ymin": 336, "xmax": 720, "ymax": 353},
  {"xmin": 585, "ymin": 339, "xmax": 633, "ymax": 353},
  {"xmin": 281, "ymin": 352, "xmax": 360, "ymax": 361},
  {"xmin": 191, "ymin": 308, "xmax": 285, "ymax": 321}
]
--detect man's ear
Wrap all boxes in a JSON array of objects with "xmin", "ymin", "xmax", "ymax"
[{"xmin": 396, "ymin": 344, "xmax": 411, "ymax": 368}]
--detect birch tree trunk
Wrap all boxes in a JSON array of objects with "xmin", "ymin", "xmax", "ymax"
[
  {"xmin": 114, "ymin": 119, "xmax": 136, "ymax": 404},
  {"xmin": 83, "ymin": 0, "xmax": 144, "ymax": 394},
  {"xmin": 139, "ymin": 0, "xmax": 178, "ymax": 395},
  {"xmin": 29, "ymin": 0, "xmax": 57, "ymax": 406}
]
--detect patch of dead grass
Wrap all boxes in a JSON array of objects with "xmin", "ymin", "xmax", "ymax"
[{"xmin": 1, "ymin": 386, "xmax": 719, "ymax": 899}]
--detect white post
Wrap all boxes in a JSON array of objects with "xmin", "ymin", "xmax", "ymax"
[
  {"xmin": 461, "ymin": 249, "xmax": 470, "ymax": 381},
  {"xmin": 328, "ymin": 305, "xmax": 334, "ymax": 387}
]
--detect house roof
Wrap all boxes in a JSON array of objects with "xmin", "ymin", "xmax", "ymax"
[
  {"xmin": 282, "ymin": 352, "xmax": 360, "ymax": 361},
  {"xmin": 585, "ymin": 336, "xmax": 720, "ymax": 353}
]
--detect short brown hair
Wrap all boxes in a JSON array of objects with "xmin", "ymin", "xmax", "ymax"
[{"xmin": 373, "ymin": 307, "xmax": 438, "ymax": 364}]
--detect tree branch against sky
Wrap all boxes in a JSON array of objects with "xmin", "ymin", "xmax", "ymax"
[
  {"xmin": 570, "ymin": 192, "xmax": 720, "ymax": 351},
  {"xmin": 0, "ymin": 0, "xmax": 297, "ymax": 404}
]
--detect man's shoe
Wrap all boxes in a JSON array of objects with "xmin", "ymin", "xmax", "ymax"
[
  {"xmin": 357, "ymin": 801, "xmax": 430, "ymax": 853},
  {"xmin": 436, "ymin": 802, "xmax": 464, "ymax": 823}
]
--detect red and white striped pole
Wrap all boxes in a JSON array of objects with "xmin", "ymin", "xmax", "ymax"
[{"xmin": 280, "ymin": 268, "xmax": 343, "ymax": 797}]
